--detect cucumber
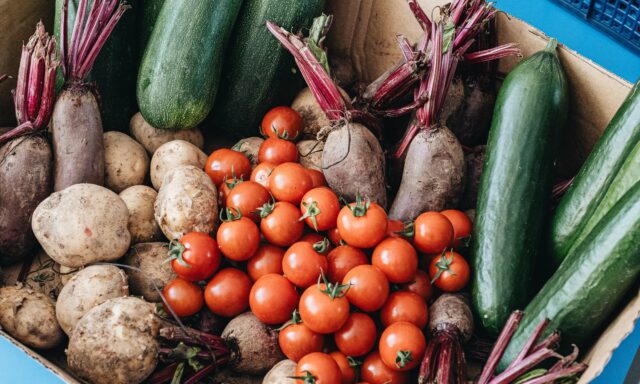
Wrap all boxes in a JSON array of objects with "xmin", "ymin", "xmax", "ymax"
[
  {"xmin": 548, "ymin": 81, "xmax": 640, "ymax": 267},
  {"xmin": 211, "ymin": 0, "xmax": 325, "ymax": 138},
  {"xmin": 471, "ymin": 39, "xmax": 568, "ymax": 336},
  {"xmin": 137, "ymin": 0, "xmax": 243, "ymax": 130},
  {"xmin": 138, "ymin": 0, "xmax": 165, "ymax": 56},
  {"xmin": 498, "ymin": 180, "xmax": 640, "ymax": 371}
]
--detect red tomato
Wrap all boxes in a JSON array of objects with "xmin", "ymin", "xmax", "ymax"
[
  {"xmin": 387, "ymin": 219, "xmax": 407, "ymax": 238},
  {"xmin": 379, "ymin": 322, "xmax": 426, "ymax": 371},
  {"xmin": 269, "ymin": 162, "xmax": 313, "ymax": 205},
  {"xmin": 205, "ymin": 148, "xmax": 251, "ymax": 186},
  {"xmin": 380, "ymin": 291, "xmax": 428, "ymax": 328},
  {"xmin": 170, "ymin": 232, "xmax": 221, "ymax": 282},
  {"xmin": 327, "ymin": 227, "xmax": 343, "ymax": 246},
  {"xmin": 327, "ymin": 245, "xmax": 368, "ymax": 283},
  {"xmin": 283, "ymin": 242, "xmax": 329, "ymax": 288},
  {"xmin": 226, "ymin": 181, "xmax": 271, "ymax": 222},
  {"xmin": 307, "ymin": 169, "xmax": 327, "ymax": 187},
  {"xmin": 247, "ymin": 244, "xmax": 284, "ymax": 281},
  {"xmin": 413, "ymin": 212, "xmax": 454, "ymax": 254},
  {"xmin": 250, "ymin": 161, "xmax": 276, "ymax": 189},
  {"xmin": 258, "ymin": 138, "xmax": 298, "ymax": 165},
  {"xmin": 330, "ymin": 351, "xmax": 357, "ymax": 384},
  {"xmin": 343, "ymin": 265, "xmax": 389, "ymax": 312},
  {"xmin": 300, "ymin": 187, "xmax": 340, "ymax": 232},
  {"xmin": 249, "ymin": 274, "xmax": 298, "ymax": 325},
  {"xmin": 299, "ymin": 283, "xmax": 350, "ymax": 334},
  {"xmin": 361, "ymin": 352, "xmax": 408, "ymax": 384},
  {"xmin": 279, "ymin": 321, "xmax": 324, "ymax": 362},
  {"xmin": 371, "ymin": 237, "xmax": 418, "ymax": 283},
  {"xmin": 261, "ymin": 106, "xmax": 302, "ymax": 140},
  {"xmin": 334, "ymin": 312, "xmax": 377, "ymax": 357},
  {"xmin": 260, "ymin": 202, "xmax": 305, "ymax": 247},
  {"xmin": 401, "ymin": 270, "xmax": 434, "ymax": 302},
  {"xmin": 441, "ymin": 209, "xmax": 472, "ymax": 247},
  {"xmin": 162, "ymin": 278, "xmax": 204, "ymax": 317},
  {"xmin": 219, "ymin": 177, "xmax": 242, "ymax": 205},
  {"xmin": 300, "ymin": 233, "xmax": 326, "ymax": 246},
  {"xmin": 294, "ymin": 352, "xmax": 342, "ymax": 384},
  {"xmin": 428, "ymin": 251, "xmax": 470, "ymax": 292},
  {"xmin": 217, "ymin": 213, "xmax": 260, "ymax": 261},
  {"xmin": 337, "ymin": 201, "xmax": 388, "ymax": 249},
  {"xmin": 204, "ymin": 268, "xmax": 251, "ymax": 317}
]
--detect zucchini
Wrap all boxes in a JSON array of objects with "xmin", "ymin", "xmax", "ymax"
[
  {"xmin": 498, "ymin": 180, "xmax": 640, "ymax": 370},
  {"xmin": 211, "ymin": 0, "xmax": 325, "ymax": 138},
  {"xmin": 548, "ymin": 81, "xmax": 640, "ymax": 267},
  {"xmin": 137, "ymin": 0, "xmax": 243, "ymax": 130},
  {"xmin": 471, "ymin": 40, "xmax": 568, "ymax": 336}
]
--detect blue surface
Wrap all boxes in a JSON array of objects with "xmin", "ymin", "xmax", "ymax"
[
  {"xmin": 0, "ymin": 337, "xmax": 65, "ymax": 383},
  {"xmin": 592, "ymin": 321, "xmax": 640, "ymax": 384}
]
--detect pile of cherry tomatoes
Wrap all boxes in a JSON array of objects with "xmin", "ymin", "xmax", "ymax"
[{"xmin": 161, "ymin": 106, "xmax": 473, "ymax": 383}]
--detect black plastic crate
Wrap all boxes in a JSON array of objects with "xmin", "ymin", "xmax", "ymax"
[{"xmin": 555, "ymin": 0, "xmax": 640, "ymax": 52}]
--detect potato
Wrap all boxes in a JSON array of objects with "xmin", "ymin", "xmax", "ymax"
[
  {"xmin": 233, "ymin": 137, "xmax": 264, "ymax": 168},
  {"xmin": 130, "ymin": 112, "xmax": 204, "ymax": 155},
  {"xmin": 292, "ymin": 87, "xmax": 349, "ymax": 139},
  {"xmin": 150, "ymin": 140, "xmax": 208, "ymax": 190},
  {"xmin": 0, "ymin": 285, "xmax": 64, "ymax": 349},
  {"xmin": 154, "ymin": 165, "xmax": 218, "ymax": 240},
  {"xmin": 56, "ymin": 265, "xmax": 129, "ymax": 336},
  {"xmin": 0, "ymin": 249, "xmax": 62, "ymax": 299},
  {"xmin": 263, "ymin": 359, "xmax": 296, "ymax": 384},
  {"xmin": 122, "ymin": 242, "xmax": 175, "ymax": 302},
  {"xmin": 297, "ymin": 140, "xmax": 324, "ymax": 171},
  {"xmin": 103, "ymin": 131, "xmax": 149, "ymax": 193},
  {"xmin": 119, "ymin": 185, "xmax": 163, "ymax": 243},
  {"xmin": 59, "ymin": 265, "xmax": 79, "ymax": 286},
  {"xmin": 31, "ymin": 183, "xmax": 131, "ymax": 268},
  {"xmin": 67, "ymin": 297, "xmax": 160, "ymax": 384}
]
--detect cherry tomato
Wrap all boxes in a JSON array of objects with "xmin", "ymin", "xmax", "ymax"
[
  {"xmin": 307, "ymin": 168, "xmax": 327, "ymax": 187},
  {"xmin": 379, "ymin": 322, "xmax": 426, "ymax": 371},
  {"xmin": 300, "ymin": 187, "xmax": 340, "ymax": 232},
  {"xmin": 371, "ymin": 237, "xmax": 418, "ymax": 283},
  {"xmin": 380, "ymin": 291, "xmax": 428, "ymax": 328},
  {"xmin": 261, "ymin": 106, "xmax": 302, "ymax": 140},
  {"xmin": 283, "ymin": 241, "xmax": 329, "ymax": 288},
  {"xmin": 334, "ymin": 312, "xmax": 377, "ymax": 357},
  {"xmin": 387, "ymin": 219, "xmax": 407, "ymax": 238},
  {"xmin": 250, "ymin": 161, "xmax": 276, "ymax": 189},
  {"xmin": 260, "ymin": 201, "xmax": 305, "ymax": 247},
  {"xmin": 162, "ymin": 278, "xmax": 204, "ymax": 317},
  {"xmin": 413, "ymin": 212, "xmax": 454, "ymax": 254},
  {"xmin": 217, "ymin": 213, "xmax": 260, "ymax": 261},
  {"xmin": 269, "ymin": 162, "xmax": 313, "ymax": 205},
  {"xmin": 343, "ymin": 265, "xmax": 389, "ymax": 312},
  {"xmin": 249, "ymin": 274, "xmax": 298, "ymax": 325},
  {"xmin": 428, "ymin": 251, "xmax": 470, "ymax": 292},
  {"xmin": 204, "ymin": 268, "xmax": 251, "ymax": 317},
  {"xmin": 279, "ymin": 318, "xmax": 324, "ymax": 362},
  {"xmin": 327, "ymin": 245, "xmax": 368, "ymax": 283},
  {"xmin": 327, "ymin": 227, "xmax": 343, "ymax": 246},
  {"xmin": 205, "ymin": 148, "xmax": 251, "ymax": 186},
  {"xmin": 219, "ymin": 177, "xmax": 242, "ymax": 205},
  {"xmin": 226, "ymin": 181, "xmax": 271, "ymax": 222},
  {"xmin": 330, "ymin": 351, "xmax": 357, "ymax": 384},
  {"xmin": 441, "ymin": 209, "xmax": 472, "ymax": 247},
  {"xmin": 170, "ymin": 232, "xmax": 221, "ymax": 282},
  {"xmin": 300, "ymin": 233, "xmax": 326, "ymax": 246},
  {"xmin": 361, "ymin": 352, "xmax": 408, "ymax": 384},
  {"xmin": 247, "ymin": 244, "xmax": 284, "ymax": 281},
  {"xmin": 401, "ymin": 270, "xmax": 434, "ymax": 302},
  {"xmin": 258, "ymin": 137, "xmax": 298, "ymax": 165},
  {"xmin": 299, "ymin": 283, "xmax": 350, "ymax": 334},
  {"xmin": 294, "ymin": 352, "xmax": 342, "ymax": 384},
  {"xmin": 337, "ymin": 201, "xmax": 388, "ymax": 249}
]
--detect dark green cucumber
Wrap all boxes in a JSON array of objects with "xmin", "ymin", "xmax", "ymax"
[
  {"xmin": 137, "ymin": 0, "xmax": 165, "ymax": 57},
  {"xmin": 211, "ymin": 0, "xmax": 325, "ymax": 138},
  {"xmin": 548, "ymin": 81, "xmax": 640, "ymax": 268},
  {"xmin": 498, "ymin": 180, "xmax": 640, "ymax": 371},
  {"xmin": 137, "ymin": 0, "xmax": 243, "ymax": 130},
  {"xmin": 54, "ymin": 0, "xmax": 139, "ymax": 131},
  {"xmin": 471, "ymin": 39, "xmax": 568, "ymax": 336}
]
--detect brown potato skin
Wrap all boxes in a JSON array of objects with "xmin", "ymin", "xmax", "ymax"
[
  {"xmin": 119, "ymin": 185, "xmax": 163, "ymax": 244},
  {"xmin": 233, "ymin": 137, "xmax": 264, "ymax": 168},
  {"xmin": 262, "ymin": 359, "xmax": 296, "ymax": 384},
  {"xmin": 0, "ymin": 136, "xmax": 52, "ymax": 265},
  {"xmin": 297, "ymin": 140, "xmax": 324, "ymax": 171},
  {"xmin": 103, "ymin": 131, "xmax": 149, "ymax": 193},
  {"xmin": 150, "ymin": 140, "xmax": 207, "ymax": 190},
  {"xmin": 122, "ymin": 242, "xmax": 175, "ymax": 302},
  {"xmin": 130, "ymin": 112, "xmax": 204, "ymax": 155}
]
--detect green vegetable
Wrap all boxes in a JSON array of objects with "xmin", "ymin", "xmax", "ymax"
[
  {"xmin": 471, "ymin": 39, "xmax": 568, "ymax": 336},
  {"xmin": 137, "ymin": 0, "xmax": 243, "ymax": 130},
  {"xmin": 211, "ymin": 0, "xmax": 325, "ymax": 138},
  {"xmin": 548, "ymin": 81, "xmax": 640, "ymax": 268},
  {"xmin": 499, "ymin": 180, "xmax": 640, "ymax": 371},
  {"xmin": 137, "ymin": 0, "xmax": 165, "ymax": 56}
]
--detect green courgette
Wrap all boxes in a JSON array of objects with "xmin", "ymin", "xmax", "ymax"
[
  {"xmin": 137, "ymin": 0, "xmax": 243, "ymax": 130},
  {"xmin": 548, "ymin": 81, "xmax": 640, "ymax": 268},
  {"xmin": 498, "ymin": 180, "xmax": 640, "ymax": 370},
  {"xmin": 471, "ymin": 39, "xmax": 568, "ymax": 336},
  {"xmin": 211, "ymin": 0, "xmax": 325, "ymax": 138}
]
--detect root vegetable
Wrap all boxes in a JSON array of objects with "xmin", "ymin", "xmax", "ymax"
[
  {"xmin": 291, "ymin": 87, "xmax": 349, "ymax": 139},
  {"xmin": 263, "ymin": 359, "xmax": 297, "ymax": 384},
  {"xmin": 31, "ymin": 183, "xmax": 131, "ymax": 268},
  {"xmin": 59, "ymin": 265, "xmax": 79, "ymax": 285},
  {"xmin": 55, "ymin": 264, "xmax": 128, "ymax": 335},
  {"xmin": 154, "ymin": 165, "xmax": 218, "ymax": 240},
  {"xmin": 0, "ymin": 249, "xmax": 62, "ymax": 299},
  {"xmin": 130, "ymin": 112, "xmax": 204, "ymax": 155},
  {"xmin": 462, "ymin": 145, "xmax": 485, "ymax": 210},
  {"xmin": 103, "ymin": 131, "xmax": 149, "ymax": 193},
  {"xmin": 67, "ymin": 296, "xmax": 161, "ymax": 384},
  {"xmin": 297, "ymin": 139, "xmax": 324, "ymax": 171},
  {"xmin": 150, "ymin": 140, "xmax": 208, "ymax": 190},
  {"xmin": 119, "ymin": 185, "xmax": 163, "ymax": 244},
  {"xmin": 439, "ymin": 76, "xmax": 465, "ymax": 126},
  {"xmin": 233, "ymin": 137, "xmax": 264, "ymax": 168},
  {"xmin": 0, "ymin": 285, "xmax": 64, "ymax": 349},
  {"xmin": 445, "ymin": 75, "xmax": 496, "ymax": 146},
  {"xmin": 122, "ymin": 242, "xmax": 175, "ymax": 302}
]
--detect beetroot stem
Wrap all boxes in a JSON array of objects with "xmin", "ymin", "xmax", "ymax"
[
  {"xmin": 465, "ymin": 43, "xmax": 522, "ymax": 64},
  {"xmin": 147, "ymin": 362, "xmax": 180, "ymax": 384},
  {"xmin": 60, "ymin": 0, "xmax": 68, "ymax": 76},
  {"xmin": 506, "ymin": 318, "xmax": 549, "ymax": 371},
  {"xmin": 487, "ymin": 348, "xmax": 563, "ymax": 384},
  {"xmin": 436, "ymin": 337, "xmax": 453, "ymax": 384},
  {"xmin": 532, "ymin": 330, "xmax": 561, "ymax": 353},
  {"xmin": 407, "ymin": 0, "xmax": 432, "ymax": 30},
  {"xmin": 0, "ymin": 74, "xmax": 7, "ymax": 83},
  {"xmin": 477, "ymin": 310, "xmax": 524, "ymax": 384},
  {"xmin": 520, "ymin": 364, "xmax": 588, "ymax": 384},
  {"xmin": 26, "ymin": 40, "xmax": 45, "ymax": 121},
  {"xmin": 14, "ymin": 40, "xmax": 32, "ymax": 125},
  {"xmin": 69, "ymin": 0, "xmax": 88, "ymax": 74}
]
